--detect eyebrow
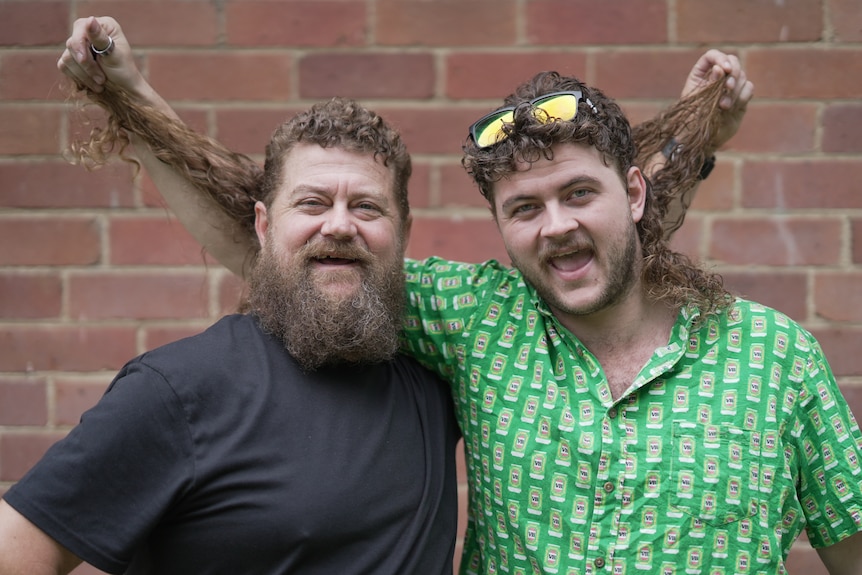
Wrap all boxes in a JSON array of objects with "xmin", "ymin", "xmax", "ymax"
[{"xmin": 500, "ymin": 175, "xmax": 602, "ymax": 212}]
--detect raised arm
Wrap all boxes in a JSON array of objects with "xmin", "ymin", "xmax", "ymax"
[
  {"xmin": 58, "ymin": 17, "xmax": 259, "ymax": 276},
  {"xmin": 635, "ymin": 49, "xmax": 754, "ymax": 235}
]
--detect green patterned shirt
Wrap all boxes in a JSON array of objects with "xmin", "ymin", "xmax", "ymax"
[{"xmin": 402, "ymin": 257, "xmax": 862, "ymax": 575}]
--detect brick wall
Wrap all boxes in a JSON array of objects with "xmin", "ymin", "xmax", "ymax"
[{"xmin": 1, "ymin": 1, "xmax": 861, "ymax": 573}]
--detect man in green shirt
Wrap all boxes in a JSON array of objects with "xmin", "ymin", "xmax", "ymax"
[{"xmin": 54, "ymin": 16, "xmax": 862, "ymax": 575}]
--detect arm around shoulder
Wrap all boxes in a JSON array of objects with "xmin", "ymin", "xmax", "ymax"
[
  {"xmin": 817, "ymin": 530, "xmax": 862, "ymax": 575},
  {"xmin": 0, "ymin": 500, "xmax": 82, "ymax": 575}
]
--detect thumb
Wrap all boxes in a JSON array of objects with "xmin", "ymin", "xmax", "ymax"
[{"xmin": 86, "ymin": 16, "xmax": 113, "ymax": 55}]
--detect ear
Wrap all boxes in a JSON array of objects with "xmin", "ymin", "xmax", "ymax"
[
  {"xmin": 626, "ymin": 166, "xmax": 648, "ymax": 224},
  {"xmin": 254, "ymin": 201, "xmax": 269, "ymax": 248}
]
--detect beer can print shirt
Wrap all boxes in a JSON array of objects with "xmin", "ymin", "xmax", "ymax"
[{"xmin": 401, "ymin": 257, "xmax": 862, "ymax": 575}]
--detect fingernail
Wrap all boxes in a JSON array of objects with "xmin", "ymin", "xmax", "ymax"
[{"xmin": 95, "ymin": 75, "xmax": 105, "ymax": 85}]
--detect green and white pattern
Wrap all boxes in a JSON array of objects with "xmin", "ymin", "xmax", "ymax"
[{"xmin": 402, "ymin": 257, "xmax": 862, "ymax": 575}]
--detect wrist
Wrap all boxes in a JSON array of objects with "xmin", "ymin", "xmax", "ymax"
[{"xmin": 661, "ymin": 138, "xmax": 716, "ymax": 180}]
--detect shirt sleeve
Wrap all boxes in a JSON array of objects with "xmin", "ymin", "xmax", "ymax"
[
  {"xmin": 2, "ymin": 357, "xmax": 195, "ymax": 574},
  {"xmin": 791, "ymin": 333, "xmax": 862, "ymax": 547}
]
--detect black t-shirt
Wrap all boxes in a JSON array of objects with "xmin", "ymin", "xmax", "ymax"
[{"xmin": 5, "ymin": 314, "xmax": 460, "ymax": 574}]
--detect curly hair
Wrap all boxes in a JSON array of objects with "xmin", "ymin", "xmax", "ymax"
[
  {"xmin": 69, "ymin": 85, "xmax": 411, "ymax": 250},
  {"xmin": 462, "ymin": 71, "xmax": 731, "ymax": 320}
]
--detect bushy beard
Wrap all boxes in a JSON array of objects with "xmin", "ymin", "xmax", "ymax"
[{"xmin": 248, "ymin": 237, "xmax": 406, "ymax": 372}]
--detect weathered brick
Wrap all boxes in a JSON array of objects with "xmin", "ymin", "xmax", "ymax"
[
  {"xmin": 667, "ymin": 214, "xmax": 705, "ymax": 259},
  {"xmin": 746, "ymin": 48, "xmax": 862, "ymax": 99},
  {"xmin": 143, "ymin": 325, "xmax": 211, "ymax": 353},
  {"xmin": 721, "ymin": 270, "xmax": 808, "ymax": 321},
  {"xmin": 227, "ymin": 1, "xmax": 365, "ymax": 47},
  {"xmin": 0, "ymin": 1, "xmax": 68, "ymax": 47},
  {"xmin": 527, "ymin": 0, "xmax": 667, "ymax": 45},
  {"xmin": 0, "ymin": 106, "xmax": 63, "ymax": 154},
  {"xmin": 822, "ymin": 103, "xmax": 862, "ymax": 153},
  {"xmin": 76, "ymin": 1, "xmax": 219, "ymax": 46},
  {"xmin": 148, "ymin": 53, "xmax": 292, "ymax": 101},
  {"xmin": 215, "ymin": 108, "xmax": 304, "ymax": 156},
  {"xmin": 828, "ymin": 0, "xmax": 862, "ymax": 43},
  {"xmin": 727, "ymin": 103, "xmax": 817, "ymax": 154},
  {"xmin": 0, "ymin": 326, "xmax": 137, "ymax": 372},
  {"xmin": 377, "ymin": 0, "xmax": 515, "ymax": 46},
  {"xmin": 677, "ymin": 0, "xmax": 822, "ymax": 43},
  {"xmin": 299, "ymin": 53, "xmax": 434, "ymax": 100},
  {"xmin": 216, "ymin": 272, "xmax": 249, "ymax": 316},
  {"xmin": 594, "ymin": 50, "xmax": 710, "ymax": 100},
  {"xmin": 809, "ymin": 327, "xmax": 862, "ymax": 377},
  {"xmin": 0, "ymin": 379, "xmax": 48, "ymax": 426},
  {"xmin": 0, "ymin": 273, "xmax": 62, "ymax": 319},
  {"xmin": 853, "ymin": 218, "xmax": 862, "ymax": 264},
  {"xmin": 439, "ymin": 164, "xmax": 488, "ymax": 209},
  {"xmin": 709, "ymin": 217, "xmax": 842, "ymax": 266},
  {"xmin": 687, "ymin": 162, "xmax": 735, "ymax": 212},
  {"xmin": 378, "ymin": 107, "xmax": 482, "ymax": 155},
  {"xmin": 446, "ymin": 52, "xmax": 588, "ymax": 100},
  {"xmin": 68, "ymin": 272, "xmax": 211, "ymax": 320},
  {"xmin": 109, "ymin": 216, "xmax": 217, "ymax": 266},
  {"xmin": 814, "ymin": 272, "xmax": 862, "ymax": 323},
  {"xmin": 0, "ymin": 161, "xmax": 135, "ymax": 209},
  {"xmin": 0, "ymin": 51, "xmax": 69, "ymax": 102},
  {"xmin": 0, "ymin": 218, "xmax": 101, "ymax": 266},
  {"xmin": 54, "ymin": 377, "xmax": 111, "ymax": 426},
  {"xmin": 0, "ymin": 433, "xmax": 67, "ymax": 482},
  {"xmin": 406, "ymin": 162, "xmax": 432, "ymax": 210},
  {"xmin": 742, "ymin": 160, "xmax": 862, "ymax": 209},
  {"xmin": 407, "ymin": 215, "xmax": 507, "ymax": 263}
]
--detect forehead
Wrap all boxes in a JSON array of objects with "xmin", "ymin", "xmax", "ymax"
[
  {"xmin": 494, "ymin": 144, "xmax": 615, "ymax": 196},
  {"xmin": 277, "ymin": 143, "xmax": 395, "ymax": 200}
]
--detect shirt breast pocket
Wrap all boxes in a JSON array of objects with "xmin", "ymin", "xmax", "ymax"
[{"xmin": 667, "ymin": 422, "xmax": 762, "ymax": 526}]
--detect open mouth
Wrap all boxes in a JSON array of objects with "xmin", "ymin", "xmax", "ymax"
[
  {"xmin": 314, "ymin": 255, "xmax": 359, "ymax": 266},
  {"xmin": 548, "ymin": 248, "xmax": 592, "ymax": 273}
]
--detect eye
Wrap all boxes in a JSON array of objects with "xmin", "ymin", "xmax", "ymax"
[
  {"xmin": 567, "ymin": 188, "xmax": 592, "ymax": 202},
  {"xmin": 508, "ymin": 203, "xmax": 539, "ymax": 218}
]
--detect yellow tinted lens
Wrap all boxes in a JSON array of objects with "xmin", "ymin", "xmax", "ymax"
[
  {"xmin": 475, "ymin": 110, "xmax": 514, "ymax": 147},
  {"xmin": 534, "ymin": 94, "xmax": 579, "ymax": 124}
]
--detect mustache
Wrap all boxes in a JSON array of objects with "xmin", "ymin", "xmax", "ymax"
[
  {"xmin": 298, "ymin": 239, "xmax": 374, "ymax": 264},
  {"xmin": 538, "ymin": 235, "xmax": 595, "ymax": 262}
]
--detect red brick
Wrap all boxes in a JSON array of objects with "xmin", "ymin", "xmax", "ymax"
[
  {"xmin": 439, "ymin": 164, "xmax": 489, "ymax": 209},
  {"xmin": 378, "ymin": 107, "xmax": 482, "ymax": 155},
  {"xmin": 299, "ymin": 53, "xmax": 434, "ymax": 100},
  {"xmin": 76, "ymin": 1, "xmax": 219, "ymax": 46},
  {"xmin": 809, "ymin": 327, "xmax": 862, "ymax": 378},
  {"xmin": 446, "ymin": 52, "xmax": 588, "ymax": 100},
  {"xmin": 721, "ymin": 271, "xmax": 808, "ymax": 321},
  {"xmin": 728, "ymin": 103, "xmax": 817, "ymax": 154},
  {"xmin": 0, "ymin": 326, "xmax": 137, "ymax": 372},
  {"xmin": 677, "ymin": 0, "xmax": 821, "ymax": 43},
  {"xmin": 0, "ymin": 273, "xmax": 62, "ymax": 319},
  {"xmin": 68, "ymin": 272, "xmax": 211, "ymax": 320},
  {"xmin": 0, "ymin": 379, "xmax": 48, "ymax": 426},
  {"xmin": 708, "ymin": 218, "xmax": 842, "ymax": 266},
  {"xmin": 407, "ymin": 216, "xmax": 507, "ymax": 263},
  {"xmin": 54, "ymin": 377, "xmax": 112, "ymax": 426},
  {"xmin": 840, "ymin": 384, "xmax": 862, "ymax": 424},
  {"xmin": 0, "ymin": 2, "xmax": 68, "ymax": 47},
  {"xmin": 406, "ymin": 162, "xmax": 432, "ymax": 210},
  {"xmin": 742, "ymin": 160, "xmax": 862, "ymax": 209},
  {"xmin": 0, "ymin": 218, "xmax": 101, "ymax": 266},
  {"xmin": 0, "ymin": 51, "xmax": 69, "ymax": 102},
  {"xmin": 377, "ymin": 0, "xmax": 515, "ymax": 46},
  {"xmin": 687, "ymin": 162, "xmax": 735, "ymax": 212},
  {"xmin": 814, "ymin": 272, "xmax": 862, "ymax": 323},
  {"xmin": 823, "ymin": 103, "xmax": 862, "ymax": 153},
  {"xmin": 854, "ymin": 219, "xmax": 862, "ymax": 264},
  {"xmin": 217, "ymin": 272, "xmax": 249, "ymax": 315},
  {"xmin": 0, "ymin": 433, "xmax": 67, "ymax": 481},
  {"xmin": 594, "ymin": 50, "xmax": 712, "ymax": 100},
  {"xmin": 667, "ymin": 214, "xmax": 705, "ymax": 259},
  {"xmin": 143, "ymin": 325, "xmax": 211, "ymax": 352},
  {"xmin": 528, "ymin": 0, "xmax": 667, "ymax": 45},
  {"xmin": 828, "ymin": 0, "xmax": 862, "ymax": 43},
  {"xmin": 216, "ymin": 107, "xmax": 305, "ymax": 156},
  {"xmin": 0, "ymin": 106, "xmax": 63, "ymax": 154},
  {"xmin": 227, "ymin": 1, "xmax": 365, "ymax": 47},
  {"xmin": 746, "ymin": 49, "xmax": 862, "ymax": 99},
  {"xmin": 109, "ymin": 216, "xmax": 218, "ymax": 266},
  {"xmin": 148, "ymin": 53, "xmax": 292, "ymax": 101},
  {"xmin": 0, "ymin": 161, "xmax": 135, "ymax": 209}
]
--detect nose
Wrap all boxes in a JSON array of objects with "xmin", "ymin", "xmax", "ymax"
[
  {"xmin": 540, "ymin": 202, "xmax": 578, "ymax": 239},
  {"xmin": 319, "ymin": 204, "xmax": 358, "ymax": 240}
]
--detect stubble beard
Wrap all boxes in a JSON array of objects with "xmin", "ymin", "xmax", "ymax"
[
  {"xmin": 513, "ymin": 223, "xmax": 639, "ymax": 318},
  {"xmin": 248, "ymin": 237, "xmax": 406, "ymax": 372}
]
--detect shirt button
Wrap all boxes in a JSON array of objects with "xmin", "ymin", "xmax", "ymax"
[
  {"xmin": 594, "ymin": 556, "xmax": 606, "ymax": 568},
  {"xmin": 608, "ymin": 408, "xmax": 618, "ymax": 419},
  {"xmin": 603, "ymin": 481, "xmax": 615, "ymax": 493}
]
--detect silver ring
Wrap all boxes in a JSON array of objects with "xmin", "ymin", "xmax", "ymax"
[{"xmin": 90, "ymin": 36, "xmax": 114, "ymax": 59}]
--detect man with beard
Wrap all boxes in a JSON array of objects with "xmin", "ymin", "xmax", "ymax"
[
  {"xmin": 0, "ymin": 99, "xmax": 461, "ymax": 575},
  {"xmin": 55, "ymin": 18, "xmax": 862, "ymax": 575}
]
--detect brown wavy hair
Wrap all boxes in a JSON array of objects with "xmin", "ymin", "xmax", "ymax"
[
  {"xmin": 69, "ymin": 85, "xmax": 411, "ymax": 254},
  {"xmin": 462, "ymin": 71, "xmax": 731, "ymax": 320}
]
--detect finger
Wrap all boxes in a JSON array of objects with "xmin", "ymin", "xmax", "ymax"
[
  {"xmin": 86, "ymin": 17, "xmax": 114, "ymax": 58},
  {"xmin": 58, "ymin": 45, "xmax": 103, "ymax": 92}
]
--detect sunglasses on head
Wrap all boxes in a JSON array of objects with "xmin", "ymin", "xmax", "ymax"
[{"xmin": 468, "ymin": 91, "xmax": 594, "ymax": 149}]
